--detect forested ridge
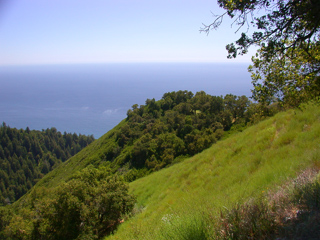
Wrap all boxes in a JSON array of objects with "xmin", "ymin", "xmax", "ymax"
[
  {"xmin": 95, "ymin": 90, "xmax": 262, "ymax": 181},
  {"xmin": 0, "ymin": 123, "xmax": 95, "ymax": 204},
  {"xmin": 0, "ymin": 91, "xmax": 264, "ymax": 240},
  {"xmin": 0, "ymin": 90, "xmax": 258, "ymax": 206}
]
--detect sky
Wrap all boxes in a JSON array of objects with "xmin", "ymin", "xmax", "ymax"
[{"xmin": 0, "ymin": 0, "xmax": 257, "ymax": 66}]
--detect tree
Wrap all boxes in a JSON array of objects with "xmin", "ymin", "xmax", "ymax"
[
  {"xmin": 2, "ymin": 166, "xmax": 136, "ymax": 240},
  {"xmin": 201, "ymin": 0, "xmax": 320, "ymax": 60},
  {"xmin": 249, "ymin": 40, "xmax": 320, "ymax": 107},
  {"xmin": 39, "ymin": 166, "xmax": 135, "ymax": 239},
  {"xmin": 0, "ymin": 124, "xmax": 95, "ymax": 204},
  {"xmin": 202, "ymin": 0, "xmax": 320, "ymax": 106}
]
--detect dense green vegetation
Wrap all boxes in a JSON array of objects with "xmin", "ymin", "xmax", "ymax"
[
  {"xmin": 0, "ymin": 165, "xmax": 135, "ymax": 240},
  {"xmin": 19, "ymin": 91, "xmax": 257, "ymax": 190},
  {"xmin": 202, "ymin": 0, "xmax": 320, "ymax": 108},
  {"xmin": 0, "ymin": 100, "xmax": 318, "ymax": 240},
  {"xmin": 202, "ymin": 0, "xmax": 320, "ymax": 60},
  {"xmin": 0, "ymin": 91, "xmax": 260, "ymax": 240},
  {"xmin": 1, "ymin": 91, "xmax": 256, "ymax": 239},
  {"xmin": 105, "ymin": 91, "xmax": 253, "ymax": 177},
  {"xmin": 105, "ymin": 102, "xmax": 320, "ymax": 239},
  {"xmin": 102, "ymin": 1, "xmax": 320, "ymax": 237},
  {"xmin": 0, "ymin": 123, "xmax": 94, "ymax": 204},
  {"xmin": 1, "ymin": 100, "xmax": 317, "ymax": 240}
]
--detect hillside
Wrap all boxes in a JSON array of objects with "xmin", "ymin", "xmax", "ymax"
[
  {"xmin": 4, "ymin": 100, "xmax": 319, "ymax": 239},
  {"xmin": 0, "ymin": 124, "xmax": 94, "ymax": 204},
  {"xmin": 18, "ymin": 91, "xmax": 252, "ymax": 193},
  {"xmin": 106, "ymin": 102, "xmax": 320, "ymax": 239},
  {"xmin": 0, "ymin": 91, "xmax": 259, "ymax": 239}
]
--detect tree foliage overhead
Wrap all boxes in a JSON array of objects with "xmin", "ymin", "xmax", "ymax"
[
  {"xmin": 249, "ymin": 40, "xmax": 320, "ymax": 106},
  {"xmin": 202, "ymin": 0, "xmax": 320, "ymax": 107},
  {"xmin": 202, "ymin": 0, "xmax": 320, "ymax": 60}
]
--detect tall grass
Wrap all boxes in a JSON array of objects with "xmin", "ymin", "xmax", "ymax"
[
  {"xmin": 210, "ymin": 168, "xmax": 320, "ymax": 240},
  {"xmin": 106, "ymin": 103, "xmax": 320, "ymax": 239},
  {"xmin": 157, "ymin": 212, "xmax": 209, "ymax": 240}
]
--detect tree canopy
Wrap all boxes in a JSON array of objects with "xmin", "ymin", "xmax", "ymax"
[
  {"xmin": 1, "ymin": 165, "xmax": 135, "ymax": 240},
  {"xmin": 202, "ymin": 0, "xmax": 320, "ymax": 107},
  {"xmin": 0, "ymin": 124, "xmax": 95, "ymax": 205},
  {"xmin": 202, "ymin": 0, "xmax": 320, "ymax": 60},
  {"xmin": 249, "ymin": 40, "xmax": 320, "ymax": 106},
  {"xmin": 113, "ymin": 91, "xmax": 252, "ymax": 177}
]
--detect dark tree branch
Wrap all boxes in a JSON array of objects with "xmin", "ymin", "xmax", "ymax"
[{"xmin": 202, "ymin": 0, "xmax": 320, "ymax": 58}]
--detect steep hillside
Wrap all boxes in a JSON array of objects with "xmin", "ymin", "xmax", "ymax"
[
  {"xmin": 106, "ymin": 102, "xmax": 320, "ymax": 239},
  {"xmin": 2, "ymin": 91, "xmax": 258, "ymax": 239},
  {"xmin": 0, "ymin": 124, "xmax": 94, "ymax": 204},
  {"xmin": 7, "ymin": 99, "xmax": 319, "ymax": 239},
  {"xmin": 22, "ymin": 120, "xmax": 127, "ymax": 191},
  {"xmin": 18, "ymin": 91, "xmax": 252, "ymax": 194}
]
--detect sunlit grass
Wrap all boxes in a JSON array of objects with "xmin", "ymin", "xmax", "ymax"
[{"xmin": 106, "ymin": 103, "xmax": 320, "ymax": 239}]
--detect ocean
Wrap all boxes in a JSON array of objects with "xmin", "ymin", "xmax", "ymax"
[{"xmin": 0, "ymin": 63, "xmax": 252, "ymax": 138}]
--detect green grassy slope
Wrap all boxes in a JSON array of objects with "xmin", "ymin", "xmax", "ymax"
[
  {"xmin": 107, "ymin": 103, "xmax": 320, "ymax": 239},
  {"xmin": 16, "ymin": 120, "xmax": 126, "ymax": 195},
  {"xmin": 16, "ymin": 91, "xmax": 249, "ymax": 196}
]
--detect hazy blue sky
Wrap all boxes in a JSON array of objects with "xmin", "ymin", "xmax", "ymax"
[{"xmin": 0, "ymin": 0, "xmax": 257, "ymax": 65}]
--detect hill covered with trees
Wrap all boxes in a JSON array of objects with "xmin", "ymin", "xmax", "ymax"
[
  {"xmin": 107, "ymin": 102, "xmax": 320, "ymax": 240},
  {"xmin": 99, "ymin": 91, "xmax": 256, "ymax": 180},
  {"xmin": 17, "ymin": 91, "xmax": 259, "ymax": 188},
  {"xmin": 0, "ymin": 124, "xmax": 95, "ymax": 204},
  {"xmin": 0, "ymin": 91, "xmax": 262, "ymax": 240},
  {"xmin": 1, "ymin": 99, "xmax": 319, "ymax": 240}
]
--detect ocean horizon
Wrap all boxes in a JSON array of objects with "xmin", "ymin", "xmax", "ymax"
[{"xmin": 0, "ymin": 62, "xmax": 253, "ymax": 138}]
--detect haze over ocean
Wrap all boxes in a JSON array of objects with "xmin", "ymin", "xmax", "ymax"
[{"xmin": 0, "ymin": 63, "xmax": 252, "ymax": 138}]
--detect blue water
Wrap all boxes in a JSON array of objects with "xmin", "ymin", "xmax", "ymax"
[{"xmin": 0, "ymin": 63, "xmax": 252, "ymax": 138}]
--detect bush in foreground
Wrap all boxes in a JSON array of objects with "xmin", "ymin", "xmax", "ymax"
[
  {"xmin": 211, "ymin": 169, "xmax": 320, "ymax": 240},
  {"xmin": 2, "ymin": 165, "xmax": 135, "ymax": 240}
]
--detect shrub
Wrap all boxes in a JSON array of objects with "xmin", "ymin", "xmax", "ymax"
[
  {"xmin": 212, "ymin": 200, "xmax": 276, "ymax": 240},
  {"xmin": 3, "ymin": 166, "xmax": 136, "ymax": 240}
]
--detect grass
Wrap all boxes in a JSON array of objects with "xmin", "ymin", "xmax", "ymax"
[
  {"xmin": 209, "ymin": 168, "xmax": 320, "ymax": 240},
  {"xmin": 14, "ymin": 120, "xmax": 127, "ymax": 206},
  {"xmin": 41, "ymin": 127, "xmax": 118, "ymax": 186},
  {"xmin": 106, "ymin": 102, "xmax": 320, "ymax": 239}
]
